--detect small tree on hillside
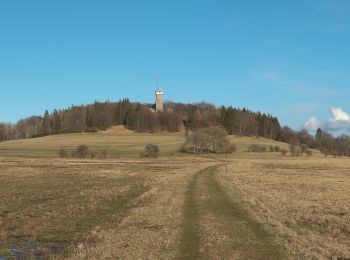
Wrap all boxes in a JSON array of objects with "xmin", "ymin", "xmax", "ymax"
[
  {"xmin": 141, "ymin": 144, "xmax": 159, "ymax": 158},
  {"xmin": 185, "ymin": 130, "xmax": 210, "ymax": 155},
  {"xmin": 202, "ymin": 126, "xmax": 229, "ymax": 153},
  {"xmin": 76, "ymin": 145, "xmax": 89, "ymax": 158}
]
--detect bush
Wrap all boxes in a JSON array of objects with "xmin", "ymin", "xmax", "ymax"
[
  {"xmin": 75, "ymin": 144, "xmax": 89, "ymax": 158},
  {"xmin": 141, "ymin": 144, "xmax": 159, "ymax": 158},
  {"xmin": 248, "ymin": 144, "xmax": 266, "ymax": 153},
  {"xmin": 58, "ymin": 146, "xmax": 120, "ymax": 159},
  {"xmin": 58, "ymin": 149, "xmax": 68, "ymax": 158},
  {"xmin": 305, "ymin": 149, "xmax": 313, "ymax": 157}
]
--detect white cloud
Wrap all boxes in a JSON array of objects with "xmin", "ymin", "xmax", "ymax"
[
  {"xmin": 325, "ymin": 107, "xmax": 350, "ymax": 131},
  {"xmin": 330, "ymin": 107, "xmax": 350, "ymax": 121},
  {"xmin": 305, "ymin": 107, "xmax": 350, "ymax": 134},
  {"xmin": 303, "ymin": 117, "xmax": 320, "ymax": 133}
]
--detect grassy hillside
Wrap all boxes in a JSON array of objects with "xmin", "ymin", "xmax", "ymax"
[
  {"xmin": 0, "ymin": 126, "xmax": 184, "ymax": 158},
  {"xmin": 0, "ymin": 126, "xmax": 321, "ymax": 158}
]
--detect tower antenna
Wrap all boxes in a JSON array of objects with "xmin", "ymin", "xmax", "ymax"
[{"xmin": 156, "ymin": 76, "xmax": 160, "ymax": 91}]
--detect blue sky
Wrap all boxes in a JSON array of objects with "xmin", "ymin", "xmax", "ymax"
[{"xmin": 1, "ymin": 0, "xmax": 350, "ymax": 133}]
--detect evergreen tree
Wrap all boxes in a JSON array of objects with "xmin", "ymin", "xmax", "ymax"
[
  {"xmin": 52, "ymin": 109, "xmax": 61, "ymax": 134},
  {"xmin": 316, "ymin": 128, "xmax": 322, "ymax": 140},
  {"xmin": 40, "ymin": 110, "xmax": 50, "ymax": 136}
]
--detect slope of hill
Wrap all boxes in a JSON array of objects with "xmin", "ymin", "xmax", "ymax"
[{"xmin": 0, "ymin": 126, "xmax": 321, "ymax": 158}]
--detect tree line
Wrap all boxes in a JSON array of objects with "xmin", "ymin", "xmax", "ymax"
[
  {"xmin": 0, "ymin": 100, "xmax": 281, "ymax": 140},
  {"xmin": 280, "ymin": 126, "xmax": 350, "ymax": 157},
  {"xmin": 2, "ymin": 99, "xmax": 350, "ymax": 157}
]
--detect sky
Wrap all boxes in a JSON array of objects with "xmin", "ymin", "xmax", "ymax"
[{"xmin": 0, "ymin": 0, "xmax": 350, "ymax": 134}]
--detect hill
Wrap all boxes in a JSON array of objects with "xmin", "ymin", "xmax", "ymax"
[{"xmin": 0, "ymin": 125, "xmax": 321, "ymax": 158}]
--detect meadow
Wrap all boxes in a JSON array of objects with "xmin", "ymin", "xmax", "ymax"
[{"xmin": 0, "ymin": 127, "xmax": 349, "ymax": 259}]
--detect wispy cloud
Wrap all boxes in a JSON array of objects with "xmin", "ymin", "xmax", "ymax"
[
  {"xmin": 260, "ymin": 70, "xmax": 343, "ymax": 97},
  {"xmin": 286, "ymin": 102, "xmax": 320, "ymax": 115}
]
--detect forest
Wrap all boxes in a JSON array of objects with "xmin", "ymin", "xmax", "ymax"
[{"xmin": 1, "ymin": 99, "xmax": 349, "ymax": 157}]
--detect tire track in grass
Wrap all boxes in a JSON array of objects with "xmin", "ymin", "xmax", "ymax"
[{"xmin": 178, "ymin": 164, "xmax": 285, "ymax": 259}]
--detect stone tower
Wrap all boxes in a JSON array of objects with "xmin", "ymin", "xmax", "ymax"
[
  {"xmin": 155, "ymin": 77, "xmax": 163, "ymax": 112},
  {"xmin": 155, "ymin": 89, "xmax": 163, "ymax": 112}
]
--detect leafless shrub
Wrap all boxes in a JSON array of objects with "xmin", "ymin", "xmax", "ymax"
[
  {"xmin": 70, "ymin": 145, "xmax": 90, "ymax": 158},
  {"xmin": 141, "ymin": 144, "xmax": 159, "ymax": 158},
  {"xmin": 60, "ymin": 146, "xmax": 117, "ymax": 159}
]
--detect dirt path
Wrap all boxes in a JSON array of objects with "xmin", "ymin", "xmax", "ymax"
[{"xmin": 178, "ymin": 164, "xmax": 285, "ymax": 259}]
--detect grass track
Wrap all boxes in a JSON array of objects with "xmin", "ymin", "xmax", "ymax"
[{"xmin": 179, "ymin": 164, "xmax": 285, "ymax": 259}]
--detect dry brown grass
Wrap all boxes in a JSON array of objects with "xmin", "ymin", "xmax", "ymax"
[
  {"xmin": 0, "ymin": 127, "xmax": 185, "ymax": 158},
  {"xmin": 218, "ymin": 158, "xmax": 350, "ymax": 259},
  {"xmin": 1, "ymin": 129, "xmax": 349, "ymax": 259},
  {"xmin": 70, "ymin": 157, "xmax": 215, "ymax": 259},
  {"xmin": 0, "ymin": 125, "xmax": 317, "ymax": 159},
  {"xmin": 0, "ymin": 157, "xmax": 216, "ymax": 259}
]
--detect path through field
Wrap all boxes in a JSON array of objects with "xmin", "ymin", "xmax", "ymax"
[
  {"xmin": 178, "ymin": 164, "xmax": 285, "ymax": 259},
  {"xmin": 64, "ymin": 160, "xmax": 287, "ymax": 259}
]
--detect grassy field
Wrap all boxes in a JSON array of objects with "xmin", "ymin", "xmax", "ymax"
[
  {"xmin": 0, "ymin": 125, "xmax": 321, "ymax": 159},
  {"xmin": 0, "ymin": 127, "xmax": 349, "ymax": 259},
  {"xmin": 217, "ymin": 158, "xmax": 350, "ymax": 259},
  {"xmin": 0, "ymin": 126, "xmax": 185, "ymax": 158}
]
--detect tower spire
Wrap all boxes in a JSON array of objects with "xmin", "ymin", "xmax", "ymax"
[{"xmin": 156, "ymin": 76, "xmax": 160, "ymax": 91}]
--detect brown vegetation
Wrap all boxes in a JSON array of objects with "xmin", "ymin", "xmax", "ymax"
[
  {"xmin": 219, "ymin": 158, "xmax": 350, "ymax": 259},
  {"xmin": 0, "ymin": 130, "xmax": 349, "ymax": 259},
  {"xmin": 140, "ymin": 144, "xmax": 160, "ymax": 158}
]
